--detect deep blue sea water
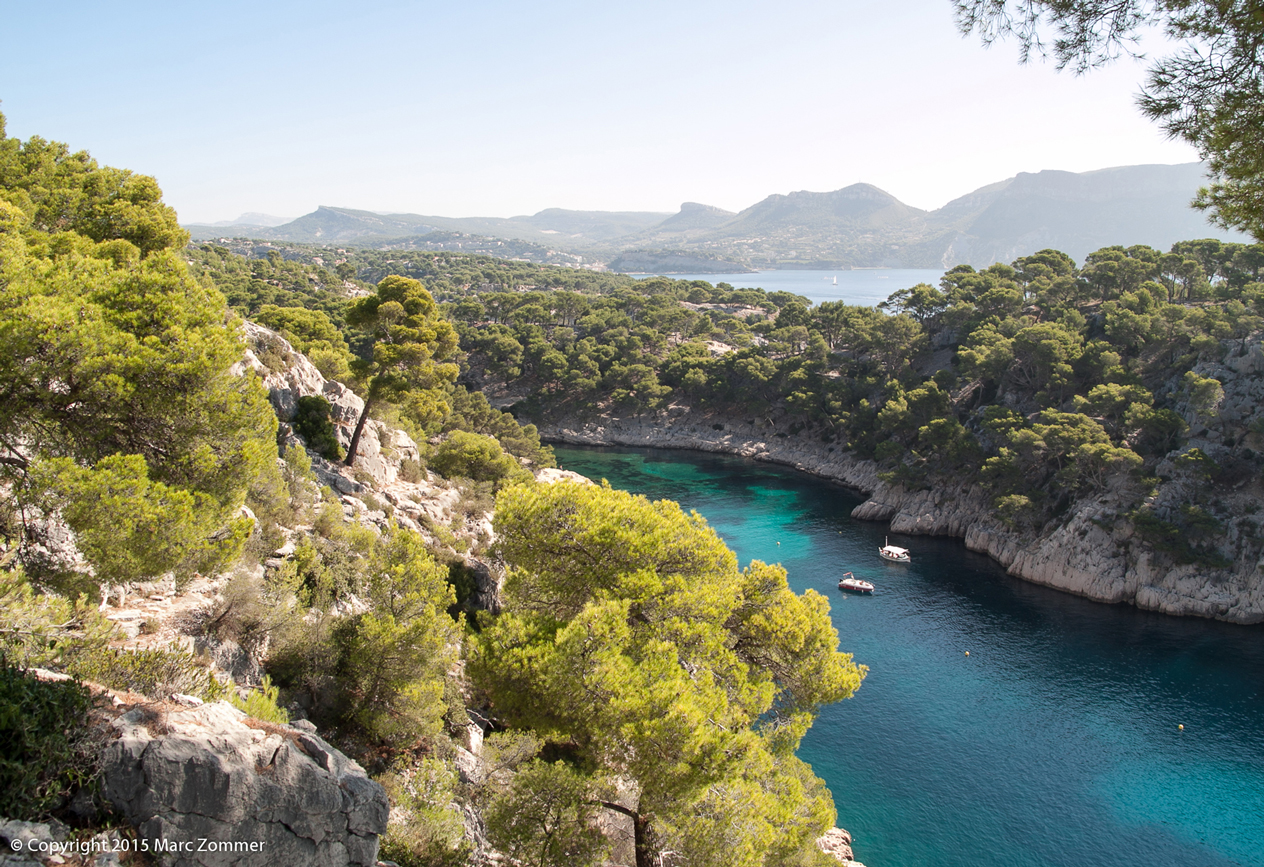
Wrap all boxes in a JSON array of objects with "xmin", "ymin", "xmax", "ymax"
[
  {"xmin": 552, "ymin": 445, "xmax": 1264, "ymax": 867},
  {"xmin": 631, "ymin": 268, "xmax": 946, "ymax": 308}
]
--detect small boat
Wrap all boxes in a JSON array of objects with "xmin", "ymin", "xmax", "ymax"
[
  {"xmin": 879, "ymin": 537, "xmax": 910, "ymax": 563},
  {"xmin": 839, "ymin": 572, "xmax": 874, "ymax": 594}
]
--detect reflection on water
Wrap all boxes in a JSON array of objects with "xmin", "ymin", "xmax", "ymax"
[
  {"xmin": 632, "ymin": 268, "xmax": 945, "ymax": 308},
  {"xmin": 555, "ymin": 445, "xmax": 1264, "ymax": 867}
]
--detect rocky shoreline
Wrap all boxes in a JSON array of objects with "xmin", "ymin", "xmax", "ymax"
[{"xmin": 539, "ymin": 410, "xmax": 1264, "ymax": 625}]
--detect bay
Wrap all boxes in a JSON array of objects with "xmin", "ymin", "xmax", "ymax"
[
  {"xmin": 552, "ymin": 444, "xmax": 1264, "ymax": 867},
  {"xmin": 631, "ymin": 268, "xmax": 946, "ymax": 308}
]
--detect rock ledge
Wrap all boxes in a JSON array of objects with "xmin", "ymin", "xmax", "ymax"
[{"xmin": 103, "ymin": 702, "xmax": 387, "ymax": 867}]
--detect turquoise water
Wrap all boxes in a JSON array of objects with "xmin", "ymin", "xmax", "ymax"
[
  {"xmin": 553, "ymin": 445, "xmax": 1264, "ymax": 867},
  {"xmin": 631, "ymin": 268, "xmax": 945, "ymax": 308}
]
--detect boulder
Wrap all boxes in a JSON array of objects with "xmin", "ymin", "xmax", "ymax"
[
  {"xmin": 533, "ymin": 467, "xmax": 593, "ymax": 485},
  {"xmin": 816, "ymin": 827, "xmax": 867, "ymax": 866},
  {"xmin": 103, "ymin": 702, "xmax": 387, "ymax": 867}
]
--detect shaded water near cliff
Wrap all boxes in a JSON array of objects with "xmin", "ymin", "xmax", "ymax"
[{"xmin": 553, "ymin": 445, "xmax": 1264, "ymax": 867}]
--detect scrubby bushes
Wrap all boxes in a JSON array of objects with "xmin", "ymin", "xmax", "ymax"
[
  {"xmin": 376, "ymin": 755, "xmax": 469, "ymax": 867},
  {"xmin": 266, "ymin": 523, "xmax": 458, "ymax": 744},
  {"xmin": 0, "ymin": 665, "xmax": 103, "ymax": 820},
  {"xmin": 1, "ymin": 569, "xmax": 230, "ymax": 703},
  {"xmin": 430, "ymin": 431, "xmax": 532, "ymax": 487},
  {"xmin": 72, "ymin": 647, "xmax": 231, "ymax": 701},
  {"xmin": 292, "ymin": 395, "xmax": 343, "ymax": 461},
  {"xmin": 483, "ymin": 760, "xmax": 609, "ymax": 867}
]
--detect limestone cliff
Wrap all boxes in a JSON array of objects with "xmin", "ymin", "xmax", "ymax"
[
  {"xmin": 104, "ymin": 701, "xmax": 388, "ymax": 867},
  {"xmin": 539, "ymin": 404, "xmax": 1264, "ymax": 625}
]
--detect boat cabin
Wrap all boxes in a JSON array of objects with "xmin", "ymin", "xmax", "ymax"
[{"xmin": 879, "ymin": 538, "xmax": 910, "ymax": 563}]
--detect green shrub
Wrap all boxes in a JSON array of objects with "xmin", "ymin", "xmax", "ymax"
[
  {"xmin": 0, "ymin": 570, "xmax": 113, "ymax": 671},
  {"xmin": 254, "ymin": 333, "xmax": 295, "ymax": 374},
  {"xmin": 994, "ymin": 494, "xmax": 1037, "ymax": 531},
  {"xmin": 1130, "ymin": 508, "xmax": 1233, "ymax": 567},
  {"xmin": 483, "ymin": 760, "xmax": 608, "ymax": 867},
  {"xmin": 430, "ymin": 432, "xmax": 531, "ymax": 488},
  {"xmin": 333, "ymin": 529, "xmax": 457, "ymax": 744},
  {"xmin": 231, "ymin": 675, "xmax": 289, "ymax": 724},
  {"xmin": 454, "ymin": 482, "xmax": 496, "ymax": 522},
  {"xmin": 192, "ymin": 569, "xmax": 299, "ymax": 656},
  {"xmin": 0, "ymin": 664, "xmax": 102, "ymax": 820},
  {"xmin": 69, "ymin": 647, "xmax": 231, "ymax": 702},
  {"xmin": 376, "ymin": 756, "xmax": 469, "ymax": 867},
  {"xmin": 292, "ymin": 396, "xmax": 343, "ymax": 462},
  {"xmin": 267, "ymin": 526, "xmax": 457, "ymax": 743},
  {"xmin": 313, "ymin": 498, "xmax": 348, "ymax": 539},
  {"xmin": 398, "ymin": 458, "xmax": 425, "ymax": 484}
]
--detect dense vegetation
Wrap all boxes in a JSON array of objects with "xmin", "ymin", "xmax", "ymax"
[
  {"xmin": 473, "ymin": 481, "xmax": 863, "ymax": 867},
  {"xmin": 0, "ymin": 112, "xmax": 278, "ymax": 595},
  {"xmin": 183, "ymin": 241, "xmax": 558, "ymax": 466},
  {"xmin": 183, "ymin": 230, "xmax": 1264, "ymax": 572},
  {"xmin": 12, "ymin": 105, "xmax": 1258, "ymax": 864},
  {"xmin": 448, "ymin": 242, "xmax": 1264, "ymax": 565},
  {"xmin": 0, "ymin": 116, "xmax": 865, "ymax": 866}
]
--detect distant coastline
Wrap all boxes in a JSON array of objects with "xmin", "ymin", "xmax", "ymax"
[{"xmin": 628, "ymin": 268, "xmax": 945, "ymax": 307}]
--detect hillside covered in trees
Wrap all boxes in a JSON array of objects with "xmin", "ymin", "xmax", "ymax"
[
  {"xmin": 0, "ymin": 116, "xmax": 867, "ymax": 867},
  {"xmin": 445, "ymin": 240, "xmax": 1264, "ymax": 610},
  {"xmin": 187, "ymin": 226, "xmax": 1264, "ymax": 617}
]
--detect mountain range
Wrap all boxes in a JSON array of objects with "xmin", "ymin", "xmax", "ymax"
[{"xmin": 186, "ymin": 162, "xmax": 1247, "ymax": 270}]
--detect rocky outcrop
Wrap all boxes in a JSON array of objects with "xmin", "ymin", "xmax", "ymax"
[
  {"xmin": 817, "ymin": 827, "xmax": 867, "ymax": 866},
  {"xmin": 235, "ymin": 321, "xmax": 497, "ymax": 559},
  {"xmin": 236, "ymin": 321, "xmax": 418, "ymax": 492},
  {"xmin": 103, "ymin": 701, "xmax": 388, "ymax": 867},
  {"xmin": 544, "ymin": 410, "xmax": 884, "ymax": 491},
  {"xmin": 540, "ymin": 407, "xmax": 1264, "ymax": 624},
  {"xmin": 534, "ymin": 467, "xmax": 594, "ymax": 485}
]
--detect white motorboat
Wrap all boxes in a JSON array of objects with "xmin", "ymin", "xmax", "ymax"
[{"xmin": 839, "ymin": 572, "xmax": 874, "ymax": 593}]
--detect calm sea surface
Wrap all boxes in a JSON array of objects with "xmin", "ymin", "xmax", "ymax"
[
  {"xmin": 552, "ymin": 445, "xmax": 1264, "ymax": 867},
  {"xmin": 631, "ymin": 268, "xmax": 945, "ymax": 308}
]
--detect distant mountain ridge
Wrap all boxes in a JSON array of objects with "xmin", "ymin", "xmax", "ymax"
[
  {"xmin": 185, "ymin": 162, "xmax": 1249, "ymax": 269},
  {"xmin": 919, "ymin": 162, "xmax": 1238, "ymax": 267},
  {"xmin": 189, "ymin": 206, "xmax": 671, "ymax": 248}
]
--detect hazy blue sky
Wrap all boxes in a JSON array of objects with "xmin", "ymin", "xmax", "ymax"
[{"xmin": 0, "ymin": 0, "xmax": 1199, "ymax": 224}]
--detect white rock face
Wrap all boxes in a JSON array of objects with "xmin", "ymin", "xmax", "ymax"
[
  {"xmin": 237, "ymin": 321, "xmax": 419, "ymax": 491},
  {"xmin": 816, "ymin": 827, "xmax": 866, "ymax": 866},
  {"xmin": 534, "ymin": 467, "xmax": 593, "ymax": 485},
  {"xmin": 236, "ymin": 320, "xmax": 501, "ymax": 605},
  {"xmin": 540, "ymin": 409, "xmax": 1264, "ymax": 624},
  {"xmin": 103, "ymin": 702, "xmax": 388, "ymax": 867}
]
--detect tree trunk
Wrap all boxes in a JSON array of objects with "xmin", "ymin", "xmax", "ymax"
[
  {"xmin": 599, "ymin": 802, "xmax": 653, "ymax": 867},
  {"xmin": 344, "ymin": 396, "xmax": 373, "ymax": 467},
  {"xmin": 633, "ymin": 813, "xmax": 652, "ymax": 867}
]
